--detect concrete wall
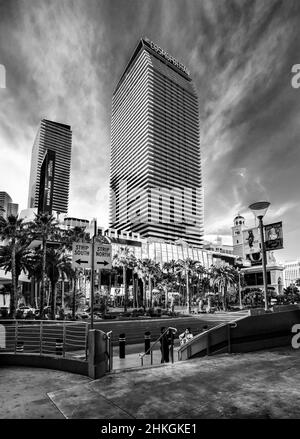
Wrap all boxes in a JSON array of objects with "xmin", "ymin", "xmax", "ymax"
[
  {"xmin": 179, "ymin": 308, "xmax": 300, "ymax": 360},
  {"xmin": 0, "ymin": 353, "xmax": 89, "ymax": 376}
]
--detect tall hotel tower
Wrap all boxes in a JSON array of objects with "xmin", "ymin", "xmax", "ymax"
[
  {"xmin": 109, "ymin": 38, "xmax": 203, "ymax": 246},
  {"xmin": 28, "ymin": 119, "xmax": 72, "ymax": 214}
]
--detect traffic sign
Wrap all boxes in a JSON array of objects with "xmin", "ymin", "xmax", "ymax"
[
  {"xmin": 94, "ymin": 243, "xmax": 112, "ymax": 269},
  {"xmin": 72, "ymin": 242, "xmax": 92, "ymax": 269}
]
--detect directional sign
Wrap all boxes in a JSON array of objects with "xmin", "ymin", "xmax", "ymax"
[
  {"xmin": 72, "ymin": 242, "xmax": 92, "ymax": 269},
  {"xmin": 94, "ymin": 243, "xmax": 112, "ymax": 270}
]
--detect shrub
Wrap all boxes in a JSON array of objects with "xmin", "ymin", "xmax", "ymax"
[
  {"xmin": 0, "ymin": 308, "xmax": 9, "ymax": 319},
  {"xmin": 25, "ymin": 311, "xmax": 35, "ymax": 319},
  {"xmin": 15, "ymin": 310, "xmax": 24, "ymax": 319}
]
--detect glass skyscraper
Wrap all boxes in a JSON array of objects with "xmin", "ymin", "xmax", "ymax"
[
  {"xmin": 28, "ymin": 119, "xmax": 72, "ymax": 215},
  {"xmin": 109, "ymin": 38, "xmax": 203, "ymax": 247}
]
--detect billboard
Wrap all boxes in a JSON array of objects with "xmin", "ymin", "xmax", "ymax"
[
  {"xmin": 264, "ymin": 221, "xmax": 283, "ymax": 251},
  {"xmin": 38, "ymin": 149, "xmax": 56, "ymax": 214}
]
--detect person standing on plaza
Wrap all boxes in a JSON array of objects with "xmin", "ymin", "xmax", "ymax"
[{"xmin": 160, "ymin": 327, "xmax": 171, "ymax": 363}]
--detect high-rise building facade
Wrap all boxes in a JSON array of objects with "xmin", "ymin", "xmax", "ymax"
[
  {"xmin": 0, "ymin": 191, "xmax": 12, "ymax": 218},
  {"xmin": 6, "ymin": 203, "xmax": 19, "ymax": 217},
  {"xmin": 109, "ymin": 38, "xmax": 203, "ymax": 247},
  {"xmin": 28, "ymin": 119, "xmax": 72, "ymax": 214}
]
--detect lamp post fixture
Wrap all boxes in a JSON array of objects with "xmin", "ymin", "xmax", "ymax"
[
  {"xmin": 248, "ymin": 201, "xmax": 270, "ymax": 312},
  {"xmin": 238, "ymin": 269, "xmax": 243, "ymax": 310}
]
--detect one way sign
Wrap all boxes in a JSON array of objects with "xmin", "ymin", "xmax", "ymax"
[
  {"xmin": 72, "ymin": 242, "xmax": 92, "ymax": 269},
  {"xmin": 94, "ymin": 243, "xmax": 112, "ymax": 270}
]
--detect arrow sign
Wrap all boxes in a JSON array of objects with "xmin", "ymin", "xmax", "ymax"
[
  {"xmin": 75, "ymin": 259, "xmax": 89, "ymax": 265},
  {"xmin": 94, "ymin": 244, "xmax": 112, "ymax": 270},
  {"xmin": 72, "ymin": 242, "xmax": 92, "ymax": 269},
  {"xmin": 96, "ymin": 260, "xmax": 110, "ymax": 266}
]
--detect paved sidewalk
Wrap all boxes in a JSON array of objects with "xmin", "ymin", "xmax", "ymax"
[
  {"xmin": 48, "ymin": 346, "xmax": 300, "ymax": 419},
  {"xmin": 0, "ymin": 367, "xmax": 91, "ymax": 418},
  {"xmin": 1, "ymin": 346, "xmax": 299, "ymax": 419}
]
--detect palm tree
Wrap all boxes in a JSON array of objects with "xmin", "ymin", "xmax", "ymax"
[
  {"xmin": 113, "ymin": 247, "xmax": 135, "ymax": 312},
  {"xmin": 32, "ymin": 213, "xmax": 58, "ymax": 317},
  {"xmin": 195, "ymin": 263, "xmax": 207, "ymax": 311},
  {"xmin": 210, "ymin": 265, "xmax": 239, "ymax": 311},
  {"xmin": 46, "ymin": 248, "xmax": 74, "ymax": 320},
  {"xmin": 0, "ymin": 215, "xmax": 28, "ymax": 317},
  {"xmin": 145, "ymin": 259, "xmax": 161, "ymax": 307},
  {"xmin": 176, "ymin": 259, "xmax": 198, "ymax": 314}
]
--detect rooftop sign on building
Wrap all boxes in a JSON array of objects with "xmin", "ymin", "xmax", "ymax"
[{"xmin": 144, "ymin": 38, "xmax": 190, "ymax": 76}]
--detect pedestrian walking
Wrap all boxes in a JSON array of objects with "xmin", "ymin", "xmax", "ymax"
[{"xmin": 160, "ymin": 327, "xmax": 171, "ymax": 363}]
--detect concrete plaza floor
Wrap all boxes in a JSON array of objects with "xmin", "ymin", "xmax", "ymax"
[{"xmin": 1, "ymin": 346, "xmax": 300, "ymax": 419}]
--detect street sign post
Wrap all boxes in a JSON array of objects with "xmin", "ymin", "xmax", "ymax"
[
  {"xmin": 94, "ymin": 243, "xmax": 112, "ymax": 269},
  {"xmin": 72, "ymin": 242, "xmax": 92, "ymax": 269}
]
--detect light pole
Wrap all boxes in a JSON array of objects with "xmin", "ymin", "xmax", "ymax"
[
  {"xmin": 238, "ymin": 269, "xmax": 243, "ymax": 310},
  {"xmin": 249, "ymin": 201, "xmax": 270, "ymax": 312}
]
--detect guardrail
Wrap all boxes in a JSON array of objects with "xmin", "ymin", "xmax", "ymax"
[
  {"xmin": 139, "ymin": 326, "xmax": 177, "ymax": 366},
  {"xmin": 177, "ymin": 314, "xmax": 248, "ymax": 361},
  {"xmin": 0, "ymin": 320, "xmax": 88, "ymax": 360}
]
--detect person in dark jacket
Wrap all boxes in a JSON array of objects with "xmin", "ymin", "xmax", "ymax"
[{"xmin": 160, "ymin": 327, "xmax": 171, "ymax": 363}]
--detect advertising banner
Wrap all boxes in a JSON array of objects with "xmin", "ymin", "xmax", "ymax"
[
  {"xmin": 264, "ymin": 221, "xmax": 283, "ymax": 251},
  {"xmin": 243, "ymin": 227, "xmax": 262, "ymax": 266},
  {"xmin": 243, "ymin": 227, "xmax": 261, "ymax": 254},
  {"xmin": 245, "ymin": 251, "xmax": 262, "ymax": 266}
]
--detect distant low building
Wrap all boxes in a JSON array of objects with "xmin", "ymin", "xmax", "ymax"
[
  {"xmin": 0, "ymin": 191, "xmax": 18, "ymax": 219},
  {"xmin": 231, "ymin": 214, "xmax": 284, "ymax": 294},
  {"xmin": 63, "ymin": 217, "xmax": 89, "ymax": 229},
  {"xmin": 283, "ymin": 260, "xmax": 300, "ymax": 287}
]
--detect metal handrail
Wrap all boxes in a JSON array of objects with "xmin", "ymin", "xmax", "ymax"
[
  {"xmin": 139, "ymin": 326, "xmax": 177, "ymax": 366},
  {"xmin": 177, "ymin": 313, "xmax": 249, "ymax": 360},
  {"xmin": 0, "ymin": 319, "xmax": 88, "ymax": 358}
]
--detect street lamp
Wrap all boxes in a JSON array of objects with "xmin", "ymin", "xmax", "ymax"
[
  {"xmin": 237, "ymin": 269, "xmax": 243, "ymax": 310},
  {"xmin": 248, "ymin": 201, "xmax": 270, "ymax": 311}
]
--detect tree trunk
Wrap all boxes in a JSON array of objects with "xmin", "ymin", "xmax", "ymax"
[
  {"xmin": 72, "ymin": 273, "xmax": 77, "ymax": 319},
  {"xmin": 186, "ymin": 269, "xmax": 191, "ymax": 314},
  {"xmin": 35, "ymin": 280, "xmax": 38, "ymax": 309},
  {"xmin": 207, "ymin": 295, "xmax": 212, "ymax": 312},
  {"xmin": 10, "ymin": 239, "xmax": 17, "ymax": 318},
  {"xmin": 131, "ymin": 272, "xmax": 135, "ymax": 308},
  {"xmin": 61, "ymin": 279, "xmax": 64, "ymax": 309},
  {"xmin": 222, "ymin": 286, "xmax": 227, "ymax": 311},
  {"xmin": 123, "ymin": 266, "xmax": 127, "ymax": 312},
  {"xmin": 149, "ymin": 275, "xmax": 152, "ymax": 308},
  {"xmin": 135, "ymin": 278, "xmax": 139, "ymax": 308},
  {"xmin": 142, "ymin": 279, "xmax": 146, "ymax": 308},
  {"xmin": 40, "ymin": 236, "xmax": 47, "ymax": 317},
  {"xmin": 50, "ymin": 281, "xmax": 56, "ymax": 320}
]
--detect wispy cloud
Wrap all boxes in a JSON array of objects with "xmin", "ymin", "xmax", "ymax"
[{"xmin": 0, "ymin": 0, "xmax": 300, "ymax": 261}]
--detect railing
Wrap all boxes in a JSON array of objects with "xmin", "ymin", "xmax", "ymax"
[
  {"xmin": 0, "ymin": 320, "xmax": 89, "ymax": 360},
  {"xmin": 177, "ymin": 314, "xmax": 249, "ymax": 361},
  {"xmin": 139, "ymin": 326, "xmax": 177, "ymax": 366}
]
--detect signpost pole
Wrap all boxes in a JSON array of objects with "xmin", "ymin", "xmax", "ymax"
[{"xmin": 90, "ymin": 220, "xmax": 97, "ymax": 330}]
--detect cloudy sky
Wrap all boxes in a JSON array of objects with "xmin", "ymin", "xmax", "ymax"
[{"xmin": 0, "ymin": 0, "xmax": 300, "ymax": 262}]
